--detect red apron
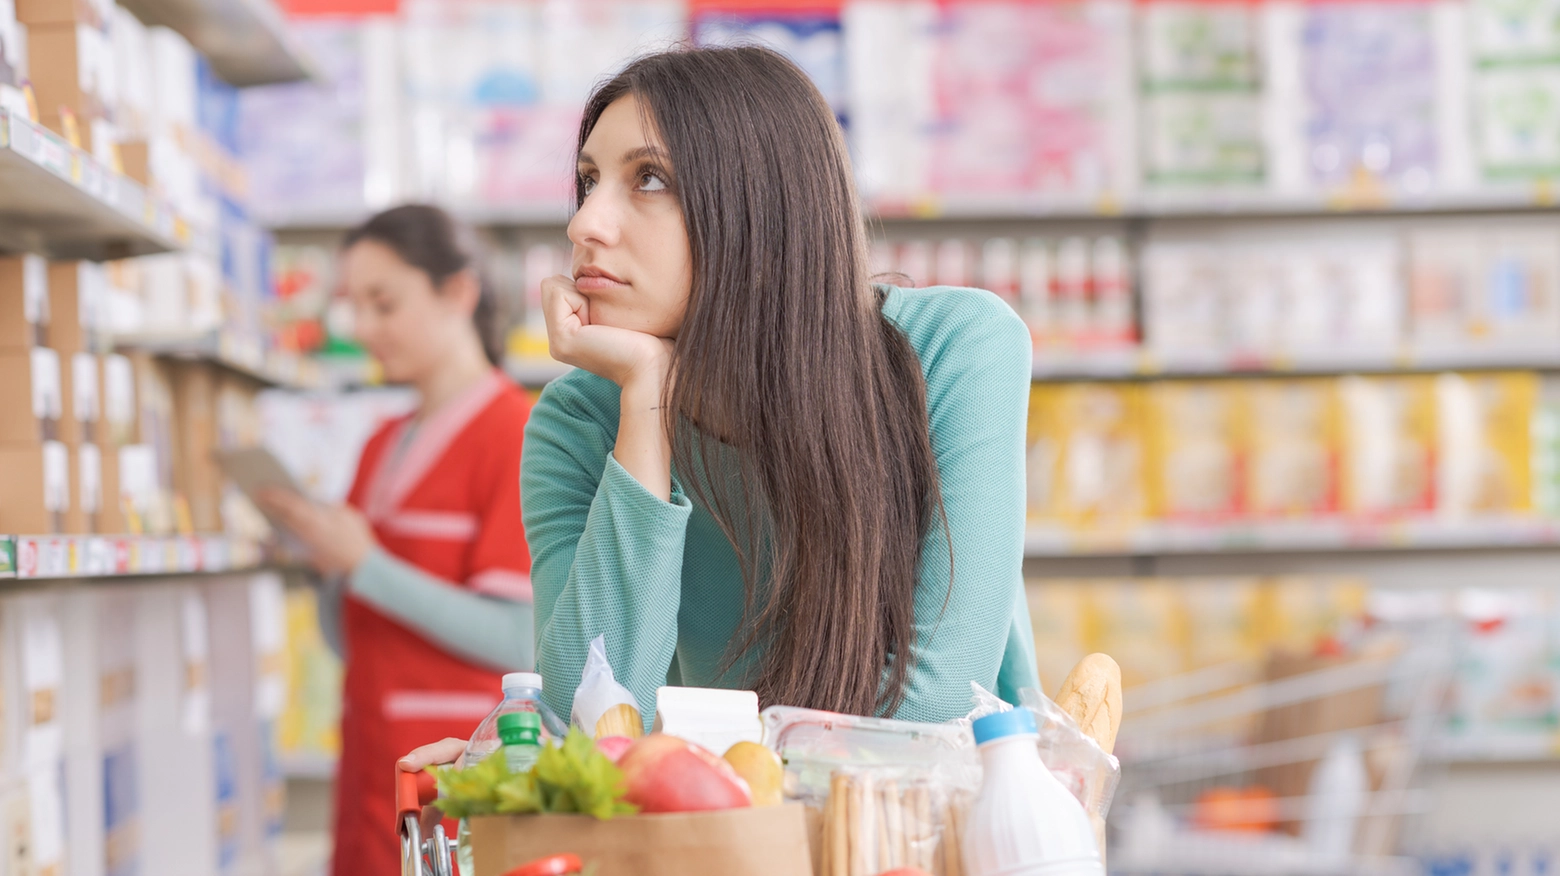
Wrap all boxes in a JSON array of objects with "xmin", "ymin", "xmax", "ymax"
[{"xmin": 331, "ymin": 370, "xmax": 534, "ymax": 876}]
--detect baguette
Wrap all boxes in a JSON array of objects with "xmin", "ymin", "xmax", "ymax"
[{"xmin": 1054, "ymin": 653, "xmax": 1123, "ymax": 755}]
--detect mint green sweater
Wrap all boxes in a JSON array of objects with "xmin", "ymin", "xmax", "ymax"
[{"xmin": 521, "ymin": 285, "xmax": 1038, "ymax": 729}]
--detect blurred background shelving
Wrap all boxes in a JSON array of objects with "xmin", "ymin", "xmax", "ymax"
[{"xmin": 4, "ymin": 0, "xmax": 1560, "ymax": 873}]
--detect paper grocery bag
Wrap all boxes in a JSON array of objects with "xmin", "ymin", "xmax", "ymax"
[{"xmin": 470, "ymin": 804, "xmax": 814, "ymax": 876}]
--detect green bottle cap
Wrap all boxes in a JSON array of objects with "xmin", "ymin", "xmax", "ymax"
[{"xmin": 498, "ymin": 710, "xmax": 543, "ymax": 747}]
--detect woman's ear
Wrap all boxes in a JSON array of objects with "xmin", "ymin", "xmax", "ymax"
[{"xmin": 440, "ymin": 268, "xmax": 482, "ymax": 317}]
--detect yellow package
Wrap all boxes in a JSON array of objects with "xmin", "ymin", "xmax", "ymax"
[
  {"xmin": 1027, "ymin": 384, "xmax": 1149, "ymax": 527},
  {"xmin": 1339, "ymin": 375, "xmax": 1437, "ymax": 516},
  {"xmin": 1245, "ymin": 379, "xmax": 1342, "ymax": 517},
  {"xmin": 1436, "ymin": 372, "xmax": 1538, "ymax": 517},
  {"xmin": 1146, "ymin": 381, "xmax": 1244, "ymax": 520},
  {"xmin": 1180, "ymin": 578, "xmax": 1265, "ymax": 671},
  {"xmin": 1249, "ymin": 577, "xmax": 1369, "ymax": 656},
  {"xmin": 1082, "ymin": 579, "xmax": 1188, "ymax": 690},
  {"xmin": 1026, "ymin": 579, "xmax": 1089, "ymax": 695}
]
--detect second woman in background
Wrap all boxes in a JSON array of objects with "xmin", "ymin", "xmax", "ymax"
[{"xmin": 261, "ymin": 205, "xmax": 534, "ymax": 876}]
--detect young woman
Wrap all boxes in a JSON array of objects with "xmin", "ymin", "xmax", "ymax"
[
  {"xmin": 403, "ymin": 45, "xmax": 1036, "ymax": 773},
  {"xmin": 261, "ymin": 205, "xmax": 534, "ymax": 876}
]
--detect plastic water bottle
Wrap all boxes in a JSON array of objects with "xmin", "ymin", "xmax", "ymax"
[
  {"xmin": 456, "ymin": 673, "xmax": 565, "ymax": 876},
  {"xmin": 463, "ymin": 672, "xmax": 566, "ymax": 765},
  {"xmin": 963, "ymin": 708, "xmax": 1104, "ymax": 876},
  {"xmin": 498, "ymin": 710, "xmax": 543, "ymax": 774}
]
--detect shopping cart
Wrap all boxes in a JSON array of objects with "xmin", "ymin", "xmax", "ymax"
[
  {"xmin": 398, "ymin": 770, "xmax": 454, "ymax": 876},
  {"xmin": 397, "ymin": 769, "xmax": 585, "ymax": 876},
  {"xmin": 1106, "ymin": 617, "xmax": 1456, "ymax": 876}
]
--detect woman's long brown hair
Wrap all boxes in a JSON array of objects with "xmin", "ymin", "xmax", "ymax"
[{"xmin": 576, "ymin": 47, "xmax": 946, "ymax": 717}]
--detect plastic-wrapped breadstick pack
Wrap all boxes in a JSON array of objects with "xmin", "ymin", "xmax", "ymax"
[{"xmin": 820, "ymin": 765, "xmax": 976, "ymax": 876}]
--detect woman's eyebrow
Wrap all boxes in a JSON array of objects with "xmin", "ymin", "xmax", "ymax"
[{"xmin": 622, "ymin": 146, "xmax": 669, "ymax": 163}]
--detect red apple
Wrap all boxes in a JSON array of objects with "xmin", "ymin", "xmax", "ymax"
[
  {"xmin": 595, "ymin": 735, "xmax": 634, "ymax": 764},
  {"xmin": 617, "ymin": 734, "xmax": 752, "ymax": 813}
]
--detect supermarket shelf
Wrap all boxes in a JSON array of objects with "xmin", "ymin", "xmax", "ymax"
[
  {"xmin": 1031, "ymin": 344, "xmax": 1560, "ymax": 381},
  {"xmin": 118, "ymin": 0, "xmax": 313, "ymax": 87},
  {"xmin": 0, "ymin": 110, "xmax": 186, "ymax": 260},
  {"xmin": 0, "ymin": 534, "xmax": 267, "ymax": 580},
  {"xmin": 1023, "ymin": 517, "xmax": 1560, "ymax": 558},
  {"xmin": 116, "ymin": 330, "xmax": 320, "ymax": 390},
  {"xmin": 264, "ymin": 185, "xmax": 1560, "ymax": 232},
  {"xmin": 871, "ymin": 184, "xmax": 1560, "ymax": 223}
]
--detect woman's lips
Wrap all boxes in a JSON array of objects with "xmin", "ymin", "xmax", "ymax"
[
  {"xmin": 575, "ymin": 273, "xmax": 628, "ymax": 293},
  {"xmin": 574, "ymin": 264, "xmax": 627, "ymax": 291}
]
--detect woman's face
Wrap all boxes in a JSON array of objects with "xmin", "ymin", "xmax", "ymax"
[
  {"xmin": 570, "ymin": 95, "xmax": 693, "ymax": 338},
  {"xmin": 340, "ymin": 240, "xmax": 477, "ymax": 383}
]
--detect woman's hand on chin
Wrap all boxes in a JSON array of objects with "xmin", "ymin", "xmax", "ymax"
[{"xmin": 542, "ymin": 275, "xmax": 673, "ymax": 393}]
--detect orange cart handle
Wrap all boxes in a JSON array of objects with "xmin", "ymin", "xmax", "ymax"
[{"xmin": 396, "ymin": 768, "xmax": 440, "ymax": 825}]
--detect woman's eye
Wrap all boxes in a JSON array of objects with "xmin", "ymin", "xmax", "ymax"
[
  {"xmin": 580, "ymin": 176, "xmax": 597, "ymax": 196},
  {"xmin": 638, "ymin": 171, "xmax": 667, "ymax": 192}
]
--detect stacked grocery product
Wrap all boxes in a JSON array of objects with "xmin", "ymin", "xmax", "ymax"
[
  {"xmin": 240, "ymin": 0, "xmax": 1560, "ymax": 222},
  {"xmin": 0, "ymin": 574, "xmax": 289, "ymax": 876},
  {"xmin": 1026, "ymin": 371, "xmax": 1555, "ymax": 532}
]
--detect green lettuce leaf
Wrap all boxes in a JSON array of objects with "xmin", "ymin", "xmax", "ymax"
[{"xmin": 428, "ymin": 729, "xmax": 635, "ymax": 821}]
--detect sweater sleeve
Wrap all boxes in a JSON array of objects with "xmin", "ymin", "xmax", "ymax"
[
  {"xmin": 521, "ymin": 380, "xmax": 694, "ymax": 731},
  {"xmin": 348, "ymin": 546, "xmax": 535, "ymax": 673},
  {"xmin": 892, "ymin": 291, "xmax": 1036, "ymax": 723}
]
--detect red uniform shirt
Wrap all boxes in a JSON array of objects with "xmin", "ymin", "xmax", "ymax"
[{"xmin": 331, "ymin": 370, "xmax": 532, "ymax": 876}]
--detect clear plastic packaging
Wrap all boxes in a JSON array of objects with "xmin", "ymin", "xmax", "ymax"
[
  {"xmin": 570, "ymin": 635, "xmax": 643, "ymax": 739},
  {"xmin": 819, "ymin": 765, "xmax": 976, "ymax": 876},
  {"xmin": 760, "ymin": 705, "xmax": 979, "ymax": 805}
]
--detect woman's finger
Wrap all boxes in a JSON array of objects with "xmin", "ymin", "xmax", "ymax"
[{"xmin": 397, "ymin": 737, "xmax": 469, "ymax": 772}]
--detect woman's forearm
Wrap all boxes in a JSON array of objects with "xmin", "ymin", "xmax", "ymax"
[{"xmin": 614, "ymin": 374, "xmax": 673, "ymax": 501}]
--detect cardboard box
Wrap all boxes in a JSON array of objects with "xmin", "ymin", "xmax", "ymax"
[
  {"xmin": 58, "ymin": 349, "xmax": 100, "ymax": 445},
  {"xmin": 101, "ymin": 353, "xmax": 137, "ymax": 446},
  {"xmin": 0, "ymin": 441, "xmax": 70, "ymax": 533},
  {"xmin": 169, "ymin": 361, "xmax": 222, "ymax": 532},
  {"xmin": 15, "ymin": 0, "xmax": 111, "ymax": 28},
  {"xmin": 46, "ymin": 260, "xmax": 103, "ymax": 354},
  {"xmin": 63, "ymin": 441, "xmax": 101, "ymax": 534},
  {"xmin": 0, "ymin": 347, "xmax": 62, "ymax": 443},
  {"xmin": 468, "ymin": 805, "xmax": 815, "ymax": 876},
  {"xmin": 98, "ymin": 443, "xmax": 157, "ymax": 535},
  {"xmin": 0, "ymin": 255, "xmax": 49, "ymax": 350},
  {"xmin": 27, "ymin": 22, "xmax": 110, "ymax": 133}
]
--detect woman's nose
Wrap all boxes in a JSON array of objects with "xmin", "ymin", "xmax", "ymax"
[{"xmin": 568, "ymin": 188, "xmax": 621, "ymax": 249}]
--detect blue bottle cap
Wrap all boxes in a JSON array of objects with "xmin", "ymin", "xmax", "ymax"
[{"xmin": 972, "ymin": 707, "xmax": 1038, "ymax": 746}]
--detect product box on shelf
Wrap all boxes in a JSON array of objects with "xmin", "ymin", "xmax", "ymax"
[
  {"xmin": 62, "ymin": 588, "xmax": 140, "ymax": 876},
  {"xmin": 203, "ymin": 575, "xmax": 286, "ymax": 875},
  {"xmin": 134, "ymin": 584, "xmax": 218, "ymax": 876},
  {"xmin": 14, "ymin": 0, "xmax": 110, "ymax": 28},
  {"xmin": 128, "ymin": 351, "xmax": 177, "ymax": 535},
  {"xmin": 27, "ymin": 21, "xmax": 112, "ymax": 148},
  {"xmin": 168, "ymin": 360, "xmax": 222, "ymax": 532},
  {"xmin": 1245, "ymin": 379, "xmax": 1343, "ymax": 518},
  {"xmin": 58, "ymin": 349, "xmax": 100, "ymax": 447},
  {"xmin": 1339, "ymin": 375, "xmax": 1438, "ymax": 517},
  {"xmin": 46, "ymin": 260, "xmax": 103, "ymax": 355},
  {"xmin": 1027, "ymin": 383, "xmax": 1151, "ymax": 528},
  {"xmin": 0, "ymin": 254, "xmax": 49, "ymax": 350},
  {"xmin": 0, "ymin": 346, "xmax": 62, "ymax": 443},
  {"xmin": 1436, "ymin": 371, "xmax": 1538, "ymax": 517},
  {"xmin": 1146, "ymin": 380, "xmax": 1246, "ymax": 521},
  {"xmin": 64, "ymin": 439, "xmax": 102, "ymax": 534},
  {"xmin": 2, "ymin": 593, "xmax": 69, "ymax": 876},
  {"xmin": 0, "ymin": 441, "xmax": 69, "ymax": 534}
]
